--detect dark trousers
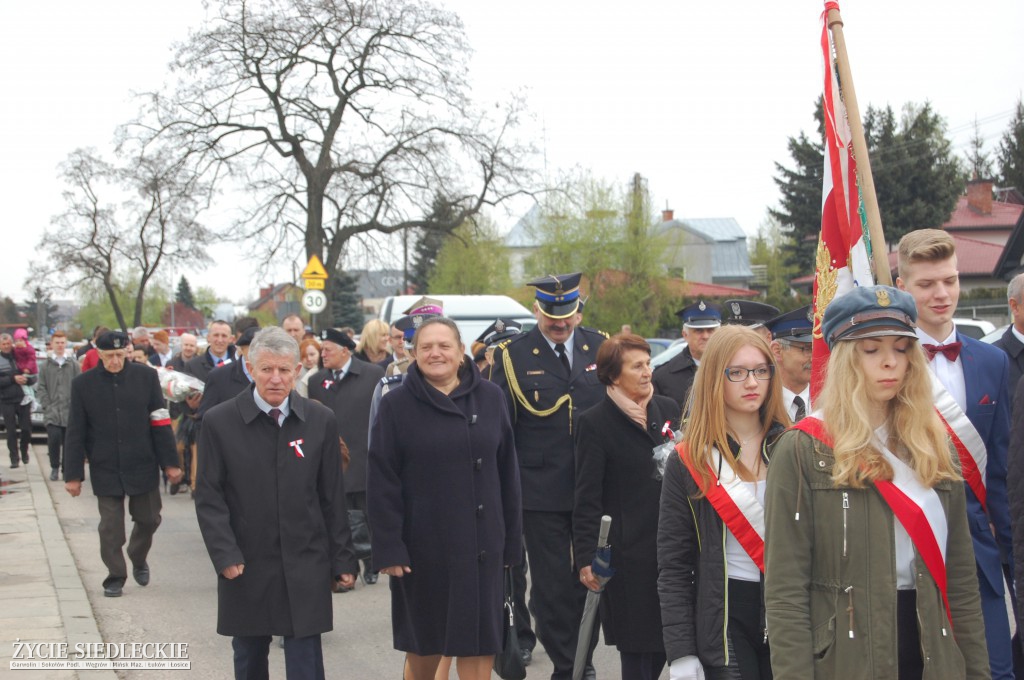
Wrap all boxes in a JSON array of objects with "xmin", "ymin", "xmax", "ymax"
[
  {"xmin": 46, "ymin": 424, "xmax": 66, "ymax": 471},
  {"xmin": 715, "ymin": 579, "xmax": 771, "ymax": 680},
  {"xmin": 522, "ymin": 510, "xmax": 594, "ymax": 679},
  {"xmin": 2, "ymin": 401, "xmax": 31, "ymax": 463},
  {"xmin": 232, "ymin": 634, "xmax": 324, "ymax": 680},
  {"xmin": 897, "ymin": 590, "xmax": 923, "ymax": 680},
  {"xmin": 619, "ymin": 651, "xmax": 667, "ymax": 680},
  {"xmin": 512, "ymin": 543, "xmax": 536, "ymax": 651},
  {"xmin": 347, "ymin": 491, "xmax": 374, "ymax": 573},
  {"xmin": 96, "ymin": 489, "xmax": 162, "ymax": 588}
]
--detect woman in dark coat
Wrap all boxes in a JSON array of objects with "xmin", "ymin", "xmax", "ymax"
[
  {"xmin": 367, "ymin": 317, "xmax": 522, "ymax": 680},
  {"xmin": 574, "ymin": 333, "xmax": 680, "ymax": 680}
]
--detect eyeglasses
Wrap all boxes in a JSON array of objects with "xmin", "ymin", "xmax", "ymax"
[
  {"xmin": 780, "ymin": 341, "xmax": 813, "ymax": 355},
  {"xmin": 723, "ymin": 365, "xmax": 774, "ymax": 382}
]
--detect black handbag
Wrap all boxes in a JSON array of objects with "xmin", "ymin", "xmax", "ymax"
[
  {"xmin": 347, "ymin": 509, "xmax": 372, "ymax": 561},
  {"xmin": 493, "ymin": 567, "xmax": 527, "ymax": 680}
]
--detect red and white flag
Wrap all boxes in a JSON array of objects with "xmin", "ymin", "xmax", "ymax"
[{"xmin": 811, "ymin": 1, "xmax": 875, "ymax": 397}]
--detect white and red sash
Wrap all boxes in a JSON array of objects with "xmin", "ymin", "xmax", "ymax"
[
  {"xmin": 792, "ymin": 417, "xmax": 953, "ymax": 628},
  {"xmin": 677, "ymin": 443, "xmax": 765, "ymax": 572},
  {"xmin": 929, "ymin": 372, "xmax": 988, "ymax": 512}
]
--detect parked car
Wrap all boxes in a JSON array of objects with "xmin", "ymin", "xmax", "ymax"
[
  {"xmin": 981, "ymin": 324, "xmax": 1009, "ymax": 344},
  {"xmin": 378, "ymin": 294, "xmax": 535, "ymax": 353},
  {"xmin": 646, "ymin": 338, "xmax": 674, "ymax": 358},
  {"xmin": 651, "ymin": 340, "xmax": 687, "ymax": 369},
  {"xmin": 953, "ymin": 317, "xmax": 996, "ymax": 340}
]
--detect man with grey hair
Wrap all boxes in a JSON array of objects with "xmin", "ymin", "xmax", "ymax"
[
  {"xmin": 196, "ymin": 326, "xmax": 356, "ymax": 680},
  {"xmin": 132, "ymin": 326, "xmax": 155, "ymax": 359},
  {"xmin": 995, "ymin": 271, "xmax": 1024, "ymax": 401}
]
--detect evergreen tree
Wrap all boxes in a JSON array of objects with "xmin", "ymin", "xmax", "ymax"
[
  {"xmin": 965, "ymin": 117, "xmax": 994, "ymax": 180},
  {"xmin": 176, "ymin": 275, "xmax": 197, "ymax": 309},
  {"xmin": 769, "ymin": 97, "xmax": 824, "ymax": 271},
  {"xmin": 998, "ymin": 97, "xmax": 1024, "ymax": 192},
  {"xmin": 329, "ymin": 270, "xmax": 365, "ymax": 329},
  {"xmin": 866, "ymin": 102, "xmax": 964, "ymax": 240},
  {"xmin": 21, "ymin": 286, "xmax": 58, "ymax": 335},
  {"xmin": 408, "ymin": 194, "xmax": 459, "ymax": 293}
]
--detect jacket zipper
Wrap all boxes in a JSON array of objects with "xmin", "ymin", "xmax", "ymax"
[{"xmin": 842, "ymin": 492, "xmax": 849, "ymax": 558}]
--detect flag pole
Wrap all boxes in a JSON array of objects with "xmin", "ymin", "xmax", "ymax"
[{"xmin": 825, "ymin": 5, "xmax": 892, "ymax": 285}]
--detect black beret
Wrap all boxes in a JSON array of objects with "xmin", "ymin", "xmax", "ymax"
[
  {"xmin": 320, "ymin": 327, "xmax": 356, "ymax": 350},
  {"xmin": 96, "ymin": 331, "xmax": 129, "ymax": 350}
]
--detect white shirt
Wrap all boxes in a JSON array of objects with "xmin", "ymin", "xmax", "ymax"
[
  {"xmin": 253, "ymin": 389, "xmax": 290, "ymax": 425},
  {"xmin": 781, "ymin": 385, "xmax": 811, "ymax": 422},
  {"xmin": 1012, "ymin": 325, "xmax": 1024, "ymax": 347},
  {"xmin": 332, "ymin": 357, "xmax": 353, "ymax": 382},
  {"xmin": 543, "ymin": 332, "xmax": 575, "ymax": 369},
  {"xmin": 156, "ymin": 350, "xmax": 173, "ymax": 367},
  {"xmin": 724, "ymin": 480, "xmax": 766, "ymax": 582},
  {"xmin": 917, "ymin": 327, "xmax": 966, "ymax": 412}
]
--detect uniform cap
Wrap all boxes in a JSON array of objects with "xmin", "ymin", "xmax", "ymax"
[
  {"xmin": 235, "ymin": 326, "xmax": 259, "ymax": 347},
  {"xmin": 820, "ymin": 286, "xmax": 918, "ymax": 349},
  {"xmin": 765, "ymin": 306, "xmax": 814, "ymax": 343},
  {"xmin": 474, "ymin": 318, "xmax": 524, "ymax": 348},
  {"xmin": 527, "ymin": 273, "xmax": 582, "ymax": 319},
  {"xmin": 402, "ymin": 296, "xmax": 444, "ymax": 316},
  {"xmin": 675, "ymin": 300, "xmax": 722, "ymax": 329},
  {"xmin": 723, "ymin": 300, "xmax": 780, "ymax": 328},
  {"xmin": 394, "ymin": 311, "xmax": 442, "ymax": 343}
]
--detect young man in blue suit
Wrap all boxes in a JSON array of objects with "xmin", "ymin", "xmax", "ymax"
[{"xmin": 898, "ymin": 228, "xmax": 1014, "ymax": 679}]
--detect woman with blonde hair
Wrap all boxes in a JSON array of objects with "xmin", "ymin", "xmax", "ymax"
[
  {"xmin": 658, "ymin": 324, "xmax": 790, "ymax": 680},
  {"xmin": 356, "ymin": 318, "xmax": 392, "ymax": 368},
  {"xmin": 764, "ymin": 286, "xmax": 988, "ymax": 680}
]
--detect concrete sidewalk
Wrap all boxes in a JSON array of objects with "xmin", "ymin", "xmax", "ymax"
[{"xmin": 0, "ymin": 443, "xmax": 116, "ymax": 680}]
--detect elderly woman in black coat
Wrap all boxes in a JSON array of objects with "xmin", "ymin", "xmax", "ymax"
[
  {"xmin": 573, "ymin": 333, "xmax": 680, "ymax": 680},
  {"xmin": 367, "ymin": 317, "xmax": 522, "ymax": 680}
]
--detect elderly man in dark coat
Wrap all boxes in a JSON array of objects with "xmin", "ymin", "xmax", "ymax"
[
  {"xmin": 196, "ymin": 327, "xmax": 356, "ymax": 680},
  {"xmin": 307, "ymin": 327, "xmax": 384, "ymax": 585},
  {"xmin": 64, "ymin": 331, "xmax": 183, "ymax": 598}
]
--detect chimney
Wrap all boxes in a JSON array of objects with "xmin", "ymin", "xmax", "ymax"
[
  {"xmin": 967, "ymin": 179, "xmax": 994, "ymax": 216},
  {"xmin": 661, "ymin": 208, "xmax": 674, "ymax": 222},
  {"xmin": 259, "ymin": 286, "xmax": 272, "ymax": 299}
]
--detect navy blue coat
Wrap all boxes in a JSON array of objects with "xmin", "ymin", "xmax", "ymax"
[{"xmin": 367, "ymin": 362, "xmax": 522, "ymax": 656}]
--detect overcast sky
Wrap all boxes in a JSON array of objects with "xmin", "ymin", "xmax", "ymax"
[{"xmin": 1, "ymin": 0, "xmax": 1021, "ymax": 306}]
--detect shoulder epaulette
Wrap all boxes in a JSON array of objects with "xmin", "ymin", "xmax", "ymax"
[
  {"xmin": 579, "ymin": 326, "xmax": 610, "ymax": 339},
  {"xmin": 497, "ymin": 332, "xmax": 529, "ymax": 351},
  {"xmin": 380, "ymin": 374, "xmax": 404, "ymax": 386}
]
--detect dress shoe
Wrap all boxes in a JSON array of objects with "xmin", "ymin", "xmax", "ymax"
[
  {"xmin": 50, "ymin": 469, "xmax": 59, "ymax": 481},
  {"xmin": 133, "ymin": 563, "xmax": 150, "ymax": 587},
  {"xmin": 103, "ymin": 583, "xmax": 123, "ymax": 598},
  {"xmin": 362, "ymin": 571, "xmax": 378, "ymax": 585},
  {"xmin": 519, "ymin": 648, "xmax": 532, "ymax": 667},
  {"xmin": 169, "ymin": 482, "xmax": 181, "ymax": 496}
]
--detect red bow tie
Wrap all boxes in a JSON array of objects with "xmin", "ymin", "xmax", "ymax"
[{"xmin": 922, "ymin": 342, "xmax": 962, "ymax": 362}]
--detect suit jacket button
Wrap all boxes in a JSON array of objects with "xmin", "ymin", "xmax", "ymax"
[
  {"xmin": 476, "ymin": 504, "xmax": 484, "ymax": 516},
  {"xmin": 474, "ymin": 458, "xmax": 482, "ymax": 470},
  {"xmin": 478, "ymin": 551, "xmax": 486, "ymax": 562}
]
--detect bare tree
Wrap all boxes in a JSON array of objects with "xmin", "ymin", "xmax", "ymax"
[
  {"xmin": 40, "ymin": 148, "xmax": 212, "ymax": 330},
  {"xmin": 136, "ymin": 0, "xmax": 533, "ymax": 321}
]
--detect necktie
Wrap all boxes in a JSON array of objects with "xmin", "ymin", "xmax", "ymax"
[
  {"xmin": 334, "ymin": 370, "xmax": 343, "ymax": 382},
  {"xmin": 922, "ymin": 342, "xmax": 962, "ymax": 362},
  {"xmin": 216, "ymin": 359, "xmax": 225, "ymax": 367},
  {"xmin": 268, "ymin": 408, "xmax": 282, "ymax": 427},
  {"xmin": 792, "ymin": 395, "xmax": 806, "ymax": 422},
  {"xmin": 555, "ymin": 343, "xmax": 571, "ymax": 375}
]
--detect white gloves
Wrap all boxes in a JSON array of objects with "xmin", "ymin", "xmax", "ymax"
[{"xmin": 669, "ymin": 655, "xmax": 705, "ymax": 680}]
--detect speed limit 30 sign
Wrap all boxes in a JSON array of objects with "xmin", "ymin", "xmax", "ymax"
[{"xmin": 302, "ymin": 289, "xmax": 328, "ymax": 314}]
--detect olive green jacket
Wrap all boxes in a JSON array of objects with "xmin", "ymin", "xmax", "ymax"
[{"xmin": 764, "ymin": 429, "xmax": 990, "ymax": 680}]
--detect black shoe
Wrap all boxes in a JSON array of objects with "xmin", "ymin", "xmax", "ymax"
[
  {"xmin": 169, "ymin": 482, "xmax": 180, "ymax": 495},
  {"xmin": 10, "ymin": 462, "xmax": 18, "ymax": 469},
  {"xmin": 21, "ymin": 452, "xmax": 28, "ymax": 464},
  {"xmin": 362, "ymin": 571, "xmax": 378, "ymax": 585},
  {"xmin": 104, "ymin": 583, "xmax": 123, "ymax": 598},
  {"xmin": 133, "ymin": 563, "xmax": 150, "ymax": 587},
  {"xmin": 519, "ymin": 648, "xmax": 532, "ymax": 667},
  {"xmin": 50, "ymin": 469, "xmax": 59, "ymax": 481}
]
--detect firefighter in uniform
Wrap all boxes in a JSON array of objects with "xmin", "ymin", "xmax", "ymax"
[
  {"xmin": 651, "ymin": 300, "xmax": 721, "ymax": 411},
  {"xmin": 490, "ymin": 273, "xmax": 607, "ymax": 680}
]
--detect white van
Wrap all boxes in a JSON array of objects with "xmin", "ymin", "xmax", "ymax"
[{"xmin": 378, "ymin": 294, "xmax": 536, "ymax": 349}]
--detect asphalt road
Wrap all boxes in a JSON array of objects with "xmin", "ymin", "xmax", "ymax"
[{"xmin": 44, "ymin": 443, "xmax": 627, "ymax": 679}]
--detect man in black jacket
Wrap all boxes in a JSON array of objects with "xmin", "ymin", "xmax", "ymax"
[
  {"xmin": 652, "ymin": 301, "xmax": 721, "ymax": 411},
  {"xmin": 0, "ymin": 333, "xmax": 36, "ymax": 468},
  {"xmin": 308, "ymin": 328, "xmax": 384, "ymax": 585},
  {"xmin": 64, "ymin": 331, "xmax": 183, "ymax": 598},
  {"xmin": 995, "ymin": 272, "xmax": 1024, "ymax": 404}
]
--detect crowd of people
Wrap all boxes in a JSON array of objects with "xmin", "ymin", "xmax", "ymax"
[{"xmin": 6, "ymin": 226, "xmax": 1024, "ymax": 679}]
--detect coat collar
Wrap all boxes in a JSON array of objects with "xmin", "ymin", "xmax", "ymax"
[
  {"xmin": 237, "ymin": 383, "xmax": 309, "ymax": 425},
  {"xmin": 403, "ymin": 360, "xmax": 480, "ymax": 416}
]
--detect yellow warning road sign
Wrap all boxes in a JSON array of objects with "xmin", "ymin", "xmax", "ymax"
[
  {"xmin": 300, "ymin": 254, "xmax": 328, "ymax": 280},
  {"xmin": 304, "ymin": 279, "xmax": 325, "ymax": 290}
]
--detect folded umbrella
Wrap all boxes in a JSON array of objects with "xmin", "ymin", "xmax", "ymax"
[{"xmin": 572, "ymin": 515, "xmax": 614, "ymax": 680}]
